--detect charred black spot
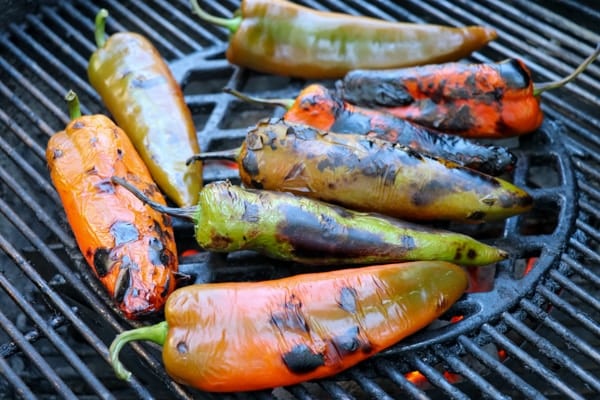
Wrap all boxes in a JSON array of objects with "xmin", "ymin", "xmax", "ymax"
[
  {"xmin": 241, "ymin": 150, "xmax": 260, "ymax": 178},
  {"xmin": 85, "ymin": 166, "xmax": 98, "ymax": 175},
  {"xmin": 162, "ymin": 214, "xmax": 172, "ymax": 228},
  {"xmin": 142, "ymin": 183, "xmax": 160, "ymax": 198},
  {"xmin": 130, "ymin": 75, "xmax": 167, "ymax": 89},
  {"xmin": 282, "ymin": 344, "xmax": 325, "ymax": 374},
  {"xmin": 286, "ymin": 126, "xmax": 297, "ymax": 136},
  {"xmin": 265, "ymin": 128, "xmax": 279, "ymax": 150},
  {"xmin": 291, "ymin": 124, "xmax": 319, "ymax": 141},
  {"xmin": 72, "ymin": 121, "xmax": 85, "ymax": 129},
  {"xmin": 275, "ymin": 205, "xmax": 396, "ymax": 259},
  {"xmin": 497, "ymin": 59, "xmax": 531, "ymax": 90},
  {"xmin": 52, "ymin": 149, "xmax": 63, "ymax": 159},
  {"xmin": 241, "ymin": 201, "xmax": 260, "ymax": 223},
  {"xmin": 467, "ymin": 211, "xmax": 486, "ymax": 221},
  {"xmin": 468, "ymin": 249, "xmax": 477, "ymax": 259},
  {"xmin": 401, "ymin": 235, "xmax": 416, "ymax": 251},
  {"xmin": 93, "ymin": 247, "xmax": 112, "ymax": 277},
  {"xmin": 330, "ymin": 204, "xmax": 353, "ymax": 219},
  {"xmin": 110, "ymin": 221, "xmax": 139, "ymax": 246},
  {"xmin": 148, "ymin": 237, "xmax": 171, "ymax": 266},
  {"xmin": 337, "ymin": 287, "xmax": 358, "ymax": 313},
  {"xmin": 411, "ymin": 179, "xmax": 453, "ymax": 206},
  {"xmin": 95, "ymin": 178, "xmax": 115, "ymax": 194},
  {"xmin": 113, "ymin": 266, "xmax": 132, "ymax": 304},
  {"xmin": 161, "ymin": 274, "xmax": 171, "ymax": 298},
  {"xmin": 330, "ymin": 326, "xmax": 365, "ymax": 356},
  {"xmin": 270, "ymin": 294, "xmax": 309, "ymax": 333},
  {"xmin": 249, "ymin": 179, "xmax": 263, "ymax": 189},
  {"xmin": 176, "ymin": 341, "xmax": 188, "ymax": 354},
  {"xmin": 430, "ymin": 78, "xmax": 447, "ymax": 103},
  {"xmin": 317, "ymin": 145, "xmax": 359, "ymax": 172},
  {"xmin": 330, "ymin": 109, "xmax": 372, "ymax": 134},
  {"xmin": 116, "ymin": 148, "xmax": 124, "ymax": 160}
]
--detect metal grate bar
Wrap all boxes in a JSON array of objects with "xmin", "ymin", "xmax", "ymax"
[
  {"xmin": 0, "ymin": 80, "xmax": 55, "ymax": 137},
  {"xmin": 578, "ymin": 181, "xmax": 600, "ymax": 204},
  {"xmin": 520, "ymin": 297, "xmax": 600, "ymax": 367},
  {"xmin": 40, "ymin": 5, "xmax": 97, "ymax": 55},
  {"xmin": 503, "ymin": 309, "xmax": 600, "ymax": 393},
  {"xmin": 568, "ymin": 239, "xmax": 600, "ymax": 269},
  {"xmin": 0, "ymin": 272, "xmax": 114, "ymax": 399},
  {"xmin": 562, "ymin": 252, "xmax": 600, "ymax": 287},
  {"xmin": 0, "ymin": 315, "xmax": 67, "ymax": 358},
  {"xmin": 8, "ymin": 24, "xmax": 99, "ymax": 102},
  {"xmin": 0, "ymin": 355, "xmax": 37, "ymax": 400},
  {"xmin": 376, "ymin": 359, "xmax": 429, "ymax": 400},
  {"xmin": 458, "ymin": 335, "xmax": 542, "ymax": 398},
  {"xmin": 318, "ymin": 381, "xmax": 355, "ymax": 400},
  {"xmin": 347, "ymin": 369, "xmax": 394, "ymax": 400},
  {"xmin": 0, "ymin": 294, "xmax": 78, "ymax": 399},
  {"xmin": 0, "ymin": 107, "xmax": 46, "ymax": 162},
  {"xmin": 434, "ymin": 348, "xmax": 510, "ymax": 400},
  {"xmin": 539, "ymin": 284, "xmax": 600, "ymax": 339},
  {"xmin": 406, "ymin": 354, "xmax": 469, "ymax": 400},
  {"xmin": 482, "ymin": 322, "xmax": 586, "ymax": 400},
  {"xmin": 549, "ymin": 270, "xmax": 600, "ymax": 312},
  {"xmin": 154, "ymin": 1, "xmax": 223, "ymax": 44}
]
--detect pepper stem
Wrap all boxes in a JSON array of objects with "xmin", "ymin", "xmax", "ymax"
[
  {"xmin": 534, "ymin": 42, "xmax": 600, "ymax": 96},
  {"xmin": 189, "ymin": 0, "xmax": 241, "ymax": 33},
  {"xmin": 111, "ymin": 176, "xmax": 198, "ymax": 220},
  {"xmin": 186, "ymin": 148, "xmax": 241, "ymax": 165},
  {"xmin": 94, "ymin": 8, "xmax": 109, "ymax": 48},
  {"xmin": 224, "ymin": 87, "xmax": 295, "ymax": 110},
  {"xmin": 109, "ymin": 321, "xmax": 169, "ymax": 381},
  {"xmin": 65, "ymin": 90, "xmax": 81, "ymax": 120}
]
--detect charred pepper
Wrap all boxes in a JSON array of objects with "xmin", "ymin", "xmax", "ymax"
[
  {"xmin": 88, "ymin": 9, "xmax": 202, "ymax": 207},
  {"xmin": 224, "ymin": 84, "xmax": 516, "ymax": 175},
  {"xmin": 45, "ymin": 92, "xmax": 178, "ymax": 319},
  {"xmin": 337, "ymin": 43, "xmax": 600, "ymax": 138},
  {"xmin": 110, "ymin": 260, "xmax": 468, "ymax": 392},
  {"xmin": 189, "ymin": 119, "xmax": 533, "ymax": 222},
  {"xmin": 189, "ymin": 0, "xmax": 497, "ymax": 80},
  {"xmin": 112, "ymin": 176, "xmax": 507, "ymax": 266}
]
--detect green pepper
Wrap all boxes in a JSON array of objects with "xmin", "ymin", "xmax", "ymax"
[
  {"xmin": 87, "ymin": 9, "xmax": 202, "ymax": 207},
  {"xmin": 189, "ymin": 0, "xmax": 498, "ymax": 80},
  {"xmin": 112, "ymin": 176, "xmax": 507, "ymax": 266}
]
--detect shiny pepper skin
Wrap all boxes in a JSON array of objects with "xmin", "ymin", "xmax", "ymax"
[
  {"xmin": 109, "ymin": 260, "xmax": 469, "ymax": 392},
  {"xmin": 46, "ymin": 114, "xmax": 178, "ymax": 319}
]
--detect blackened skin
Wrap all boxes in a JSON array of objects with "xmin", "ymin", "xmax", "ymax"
[
  {"xmin": 335, "ymin": 74, "xmax": 415, "ymax": 107},
  {"xmin": 330, "ymin": 326, "xmax": 372, "ymax": 356},
  {"xmin": 337, "ymin": 286, "xmax": 358, "ymax": 313},
  {"xmin": 282, "ymin": 344, "xmax": 325, "ymax": 374},
  {"xmin": 270, "ymin": 295, "xmax": 309, "ymax": 333},
  {"xmin": 241, "ymin": 149, "xmax": 260, "ymax": 178},
  {"xmin": 93, "ymin": 247, "xmax": 112, "ymax": 277},
  {"xmin": 113, "ymin": 264, "xmax": 132, "ymax": 304},
  {"xmin": 110, "ymin": 221, "xmax": 139, "ymax": 246},
  {"xmin": 275, "ymin": 204, "xmax": 402, "ymax": 259},
  {"xmin": 496, "ymin": 59, "xmax": 531, "ymax": 90}
]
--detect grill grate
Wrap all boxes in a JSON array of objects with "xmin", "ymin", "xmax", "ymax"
[{"xmin": 1, "ymin": 0, "xmax": 600, "ymax": 399}]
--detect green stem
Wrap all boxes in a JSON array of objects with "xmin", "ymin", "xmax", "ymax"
[
  {"xmin": 64, "ymin": 90, "xmax": 81, "ymax": 120},
  {"xmin": 534, "ymin": 42, "xmax": 600, "ymax": 96},
  {"xmin": 110, "ymin": 176, "xmax": 198, "ymax": 220},
  {"xmin": 186, "ymin": 148, "xmax": 241, "ymax": 165},
  {"xmin": 94, "ymin": 8, "xmax": 109, "ymax": 48},
  {"xmin": 190, "ymin": 0, "xmax": 242, "ymax": 33},
  {"xmin": 224, "ymin": 87, "xmax": 295, "ymax": 110},
  {"xmin": 109, "ymin": 321, "xmax": 169, "ymax": 381}
]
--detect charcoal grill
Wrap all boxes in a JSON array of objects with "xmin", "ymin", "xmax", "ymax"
[{"xmin": 1, "ymin": 0, "xmax": 599, "ymax": 399}]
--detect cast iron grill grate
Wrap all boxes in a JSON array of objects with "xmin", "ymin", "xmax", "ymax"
[{"xmin": 0, "ymin": 0, "xmax": 599, "ymax": 399}]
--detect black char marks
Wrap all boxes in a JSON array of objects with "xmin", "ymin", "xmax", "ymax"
[
  {"xmin": 330, "ymin": 326, "xmax": 373, "ymax": 356},
  {"xmin": 282, "ymin": 344, "xmax": 325, "ymax": 374},
  {"xmin": 93, "ymin": 247, "xmax": 112, "ymax": 277},
  {"xmin": 275, "ymin": 204, "xmax": 394, "ymax": 260},
  {"xmin": 95, "ymin": 178, "xmax": 115, "ymax": 194},
  {"xmin": 337, "ymin": 286, "xmax": 358, "ymax": 313},
  {"xmin": 270, "ymin": 294, "xmax": 309, "ymax": 334}
]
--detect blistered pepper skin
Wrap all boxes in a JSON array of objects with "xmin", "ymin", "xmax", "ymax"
[
  {"xmin": 236, "ymin": 119, "xmax": 533, "ymax": 222},
  {"xmin": 88, "ymin": 20, "xmax": 202, "ymax": 207},
  {"xmin": 46, "ymin": 115, "xmax": 178, "ymax": 319}
]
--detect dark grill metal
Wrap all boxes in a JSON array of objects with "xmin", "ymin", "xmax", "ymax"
[{"xmin": 1, "ymin": 0, "xmax": 599, "ymax": 399}]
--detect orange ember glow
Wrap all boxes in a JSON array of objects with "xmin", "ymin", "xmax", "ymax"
[
  {"xmin": 406, "ymin": 371, "xmax": 430, "ymax": 387},
  {"xmin": 524, "ymin": 257, "xmax": 538, "ymax": 276},
  {"xmin": 450, "ymin": 315, "xmax": 464, "ymax": 324}
]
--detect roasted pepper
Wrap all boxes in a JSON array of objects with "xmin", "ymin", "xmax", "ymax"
[
  {"xmin": 224, "ymin": 84, "xmax": 516, "ymax": 176},
  {"xmin": 189, "ymin": 119, "xmax": 533, "ymax": 222},
  {"xmin": 45, "ymin": 92, "xmax": 178, "ymax": 319},
  {"xmin": 189, "ymin": 0, "xmax": 497, "ymax": 80},
  {"xmin": 112, "ymin": 176, "xmax": 507, "ymax": 266},
  {"xmin": 87, "ymin": 9, "xmax": 201, "ymax": 207},
  {"xmin": 109, "ymin": 260, "xmax": 468, "ymax": 392},
  {"xmin": 337, "ymin": 43, "xmax": 600, "ymax": 138}
]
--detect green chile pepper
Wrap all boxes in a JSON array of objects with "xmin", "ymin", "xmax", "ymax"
[
  {"xmin": 112, "ymin": 176, "xmax": 507, "ymax": 266},
  {"xmin": 189, "ymin": 118, "xmax": 533, "ymax": 222},
  {"xmin": 189, "ymin": 0, "xmax": 498, "ymax": 80},
  {"xmin": 88, "ymin": 9, "xmax": 202, "ymax": 207}
]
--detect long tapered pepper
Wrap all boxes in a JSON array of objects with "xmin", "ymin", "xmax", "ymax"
[
  {"xmin": 87, "ymin": 9, "xmax": 202, "ymax": 207},
  {"xmin": 45, "ymin": 92, "xmax": 178, "ymax": 319},
  {"xmin": 189, "ymin": 0, "xmax": 497, "ymax": 80},
  {"xmin": 224, "ymin": 84, "xmax": 516, "ymax": 176},
  {"xmin": 109, "ymin": 260, "xmax": 468, "ymax": 392},
  {"xmin": 337, "ymin": 43, "xmax": 600, "ymax": 138},
  {"xmin": 189, "ymin": 119, "xmax": 533, "ymax": 222},
  {"xmin": 112, "ymin": 176, "xmax": 507, "ymax": 266}
]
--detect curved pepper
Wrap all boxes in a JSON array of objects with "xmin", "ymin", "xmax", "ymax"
[
  {"xmin": 87, "ymin": 9, "xmax": 202, "ymax": 207},
  {"xmin": 46, "ymin": 92, "xmax": 178, "ymax": 319},
  {"xmin": 109, "ymin": 260, "xmax": 468, "ymax": 392},
  {"xmin": 189, "ymin": 118, "xmax": 533, "ymax": 222},
  {"xmin": 337, "ymin": 43, "xmax": 600, "ymax": 138},
  {"xmin": 189, "ymin": 0, "xmax": 497, "ymax": 80},
  {"xmin": 224, "ymin": 84, "xmax": 516, "ymax": 176},
  {"xmin": 112, "ymin": 177, "xmax": 507, "ymax": 266}
]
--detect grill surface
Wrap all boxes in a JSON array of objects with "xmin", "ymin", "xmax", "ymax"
[{"xmin": 1, "ymin": 1, "xmax": 600, "ymax": 399}]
